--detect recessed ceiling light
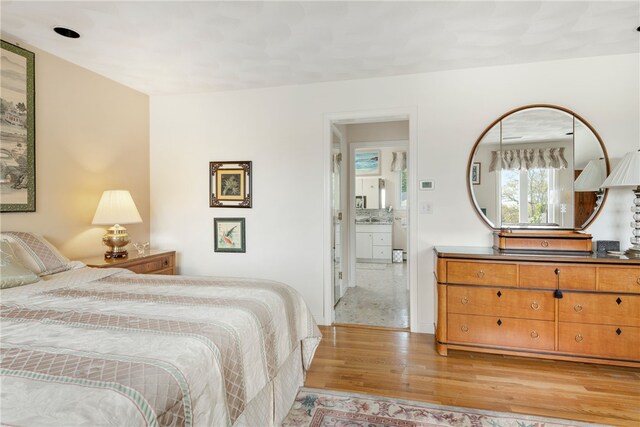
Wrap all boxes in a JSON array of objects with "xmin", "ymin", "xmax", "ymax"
[{"xmin": 53, "ymin": 27, "xmax": 80, "ymax": 39}]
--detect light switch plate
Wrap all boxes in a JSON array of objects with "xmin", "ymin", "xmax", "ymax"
[
  {"xmin": 419, "ymin": 180, "xmax": 435, "ymax": 191},
  {"xmin": 420, "ymin": 201, "xmax": 433, "ymax": 214}
]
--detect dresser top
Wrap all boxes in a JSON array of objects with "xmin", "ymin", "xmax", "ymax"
[{"xmin": 434, "ymin": 246, "xmax": 640, "ymax": 265}]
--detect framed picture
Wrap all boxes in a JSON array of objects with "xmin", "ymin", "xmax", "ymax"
[
  {"xmin": 471, "ymin": 162, "xmax": 481, "ymax": 185},
  {"xmin": 210, "ymin": 161, "xmax": 252, "ymax": 208},
  {"xmin": 214, "ymin": 218, "xmax": 246, "ymax": 253},
  {"xmin": 355, "ymin": 195, "xmax": 366, "ymax": 209},
  {"xmin": 1, "ymin": 40, "xmax": 35, "ymax": 212},
  {"xmin": 355, "ymin": 150, "xmax": 380, "ymax": 176}
]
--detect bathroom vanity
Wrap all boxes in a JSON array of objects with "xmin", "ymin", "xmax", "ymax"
[{"xmin": 355, "ymin": 223, "xmax": 392, "ymax": 262}]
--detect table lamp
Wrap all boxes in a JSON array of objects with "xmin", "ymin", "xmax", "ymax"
[
  {"xmin": 601, "ymin": 150, "xmax": 640, "ymax": 257},
  {"xmin": 92, "ymin": 190, "xmax": 142, "ymax": 259}
]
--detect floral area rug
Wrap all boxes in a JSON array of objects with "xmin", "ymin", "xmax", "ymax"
[{"xmin": 282, "ymin": 388, "xmax": 599, "ymax": 427}]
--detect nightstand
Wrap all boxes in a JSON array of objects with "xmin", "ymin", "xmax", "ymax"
[{"xmin": 82, "ymin": 250, "xmax": 176, "ymax": 275}]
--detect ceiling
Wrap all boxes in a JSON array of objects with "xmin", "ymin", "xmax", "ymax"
[{"xmin": 1, "ymin": 1, "xmax": 638, "ymax": 95}]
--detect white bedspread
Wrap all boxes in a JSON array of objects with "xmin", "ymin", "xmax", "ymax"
[{"xmin": 0, "ymin": 267, "xmax": 321, "ymax": 426}]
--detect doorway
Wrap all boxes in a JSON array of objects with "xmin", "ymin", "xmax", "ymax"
[{"xmin": 324, "ymin": 109, "xmax": 417, "ymax": 331}]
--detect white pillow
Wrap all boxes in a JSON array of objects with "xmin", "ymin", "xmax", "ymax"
[
  {"xmin": 0, "ymin": 240, "xmax": 40, "ymax": 288},
  {"xmin": 0, "ymin": 232, "xmax": 71, "ymax": 276}
]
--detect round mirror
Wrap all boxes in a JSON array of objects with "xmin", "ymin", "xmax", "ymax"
[{"xmin": 468, "ymin": 105, "xmax": 609, "ymax": 230}]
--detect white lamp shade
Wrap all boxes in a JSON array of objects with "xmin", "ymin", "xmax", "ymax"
[
  {"xmin": 574, "ymin": 158, "xmax": 606, "ymax": 192},
  {"xmin": 601, "ymin": 150, "xmax": 640, "ymax": 188},
  {"xmin": 92, "ymin": 190, "xmax": 143, "ymax": 225}
]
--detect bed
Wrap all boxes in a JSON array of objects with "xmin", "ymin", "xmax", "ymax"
[{"xmin": 0, "ymin": 232, "xmax": 322, "ymax": 426}]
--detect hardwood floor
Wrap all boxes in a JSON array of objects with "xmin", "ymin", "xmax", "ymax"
[{"xmin": 304, "ymin": 325, "xmax": 640, "ymax": 426}]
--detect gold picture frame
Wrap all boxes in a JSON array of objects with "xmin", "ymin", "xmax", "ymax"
[{"xmin": 210, "ymin": 161, "xmax": 252, "ymax": 208}]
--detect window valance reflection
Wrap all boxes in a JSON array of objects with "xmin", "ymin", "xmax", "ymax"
[{"xmin": 489, "ymin": 147, "xmax": 569, "ymax": 172}]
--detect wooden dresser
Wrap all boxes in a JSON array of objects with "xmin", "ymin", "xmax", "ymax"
[
  {"xmin": 435, "ymin": 246, "xmax": 640, "ymax": 367},
  {"xmin": 82, "ymin": 250, "xmax": 176, "ymax": 275}
]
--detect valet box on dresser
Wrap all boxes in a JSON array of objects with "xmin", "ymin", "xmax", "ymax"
[
  {"xmin": 493, "ymin": 229, "xmax": 593, "ymax": 253},
  {"xmin": 434, "ymin": 246, "xmax": 640, "ymax": 367}
]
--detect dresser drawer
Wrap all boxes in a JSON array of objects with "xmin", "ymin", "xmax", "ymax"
[
  {"xmin": 126, "ymin": 254, "xmax": 174, "ymax": 274},
  {"xmin": 446, "ymin": 261, "xmax": 517, "ymax": 287},
  {"xmin": 448, "ymin": 314, "xmax": 554, "ymax": 350},
  {"xmin": 519, "ymin": 264, "xmax": 595, "ymax": 290},
  {"xmin": 559, "ymin": 323, "xmax": 640, "ymax": 360},
  {"xmin": 447, "ymin": 286, "xmax": 553, "ymax": 320},
  {"xmin": 559, "ymin": 293, "xmax": 640, "ymax": 327},
  {"xmin": 598, "ymin": 267, "xmax": 640, "ymax": 293}
]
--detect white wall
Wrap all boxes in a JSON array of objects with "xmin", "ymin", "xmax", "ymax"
[{"xmin": 150, "ymin": 53, "xmax": 639, "ymax": 331}]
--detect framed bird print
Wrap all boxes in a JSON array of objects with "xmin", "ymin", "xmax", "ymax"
[{"xmin": 214, "ymin": 217, "xmax": 246, "ymax": 253}]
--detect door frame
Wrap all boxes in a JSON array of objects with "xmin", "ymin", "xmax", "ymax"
[
  {"xmin": 331, "ymin": 123, "xmax": 347, "ymax": 305},
  {"xmin": 323, "ymin": 107, "xmax": 418, "ymax": 330}
]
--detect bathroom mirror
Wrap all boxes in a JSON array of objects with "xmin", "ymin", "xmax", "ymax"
[{"xmin": 467, "ymin": 105, "xmax": 609, "ymax": 230}]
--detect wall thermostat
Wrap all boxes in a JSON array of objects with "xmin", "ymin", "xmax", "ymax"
[{"xmin": 419, "ymin": 180, "xmax": 435, "ymax": 191}]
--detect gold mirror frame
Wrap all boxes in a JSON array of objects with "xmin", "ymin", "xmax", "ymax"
[{"xmin": 467, "ymin": 104, "xmax": 610, "ymax": 231}]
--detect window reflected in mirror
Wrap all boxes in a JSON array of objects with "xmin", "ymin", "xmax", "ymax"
[{"xmin": 469, "ymin": 105, "xmax": 609, "ymax": 231}]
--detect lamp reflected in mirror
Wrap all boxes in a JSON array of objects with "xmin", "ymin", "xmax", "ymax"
[{"xmin": 574, "ymin": 157, "xmax": 607, "ymax": 210}]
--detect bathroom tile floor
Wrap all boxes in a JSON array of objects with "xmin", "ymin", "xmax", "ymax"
[{"xmin": 334, "ymin": 262, "xmax": 409, "ymax": 329}]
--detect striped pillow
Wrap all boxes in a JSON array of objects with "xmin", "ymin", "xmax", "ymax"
[{"xmin": 0, "ymin": 232, "xmax": 71, "ymax": 276}]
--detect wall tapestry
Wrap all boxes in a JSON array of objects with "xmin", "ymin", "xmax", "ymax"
[{"xmin": 1, "ymin": 40, "xmax": 35, "ymax": 212}]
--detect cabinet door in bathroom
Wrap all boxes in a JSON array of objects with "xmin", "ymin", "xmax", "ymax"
[{"xmin": 356, "ymin": 232, "xmax": 373, "ymax": 258}]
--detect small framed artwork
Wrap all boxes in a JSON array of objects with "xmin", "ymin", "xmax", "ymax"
[
  {"xmin": 355, "ymin": 195, "xmax": 366, "ymax": 209},
  {"xmin": 471, "ymin": 162, "xmax": 481, "ymax": 185},
  {"xmin": 1, "ymin": 40, "xmax": 36, "ymax": 212},
  {"xmin": 210, "ymin": 161, "xmax": 252, "ymax": 208},
  {"xmin": 214, "ymin": 218, "xmax": 246, "ymax": 253},
  {"xmin": 355, "ymin": 150, "xmax": 380, "ymax": 176}
]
